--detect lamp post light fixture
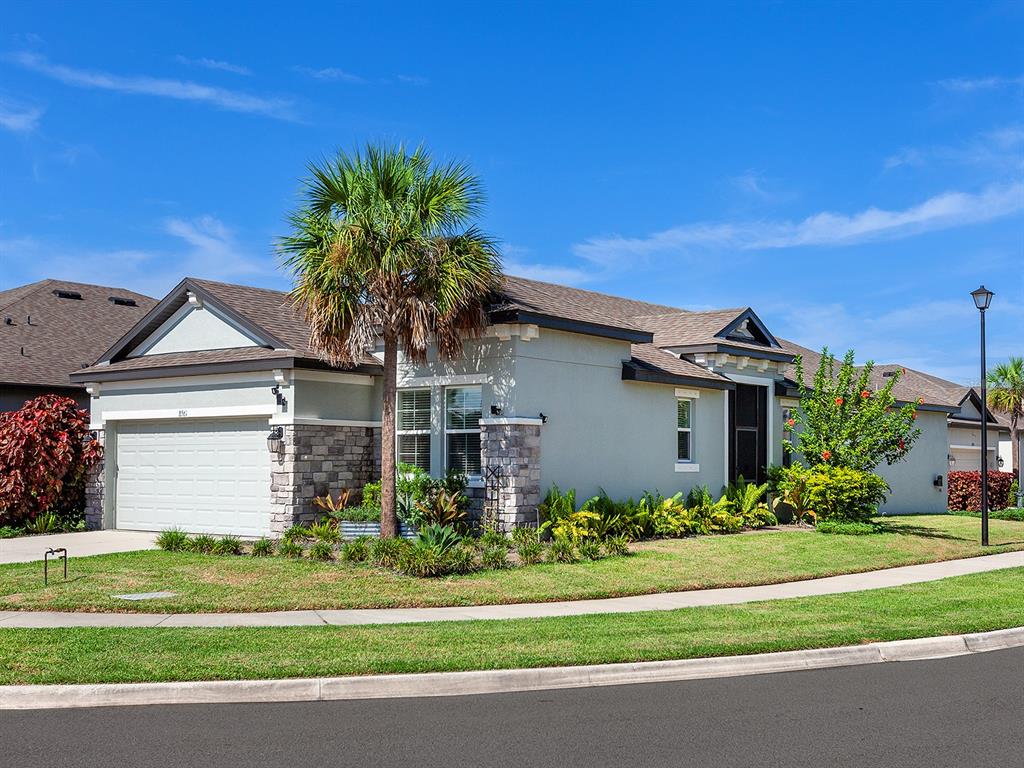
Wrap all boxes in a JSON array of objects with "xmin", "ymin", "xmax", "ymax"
[{"xmin": 971, "ymin": 285, "xmax": 994, "ymax": 546}]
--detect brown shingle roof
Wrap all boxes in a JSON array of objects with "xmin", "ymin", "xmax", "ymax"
[
  {"xmin": 631, "ymin": 309, "xmax": 747, "ymax": 347},
  {"xmin": 624, "ymin": 344, "xmax": 733, "ymax": 388},
  {"xmin": 0, "ymin": 279, "xmax": 156, "ymax": 389}
]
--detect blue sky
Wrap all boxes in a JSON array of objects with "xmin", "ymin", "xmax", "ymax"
[{"xmin": 0, "ymin": 0, "xmax": 1021, "ymax": 383}]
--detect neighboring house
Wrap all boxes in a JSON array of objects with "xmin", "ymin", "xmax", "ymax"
[
  {"xmin": 72, "ymin": 275, "xmax": 965, "ymax": 537},
  {"xmin": 0, "ymin": 280, "xmax": 156, "ymax": 411}
]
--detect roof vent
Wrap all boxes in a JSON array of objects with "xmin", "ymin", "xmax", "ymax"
[
  {"xmin": 109, "ymin": 296, "xmax": 138, "ymax": 307},
  {"xmin": 53, "ymin": 289, "xmax": 83, "ymax": 300},
  {"xmin": 4, "ymin": 316, "xmax": 13, "ymax": 326},
  {"xmin": 882, "ymin": 371, "xmax": 897, "ymax": 378}
]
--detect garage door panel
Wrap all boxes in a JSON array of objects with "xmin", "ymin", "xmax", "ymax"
[{"xmin": 116, "ymin": 419, "xmax": 271, "ymax": 536}]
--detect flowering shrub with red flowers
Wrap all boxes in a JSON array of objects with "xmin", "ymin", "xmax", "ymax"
[
  {"xmin": 0, "ymin": 395, "xmax": 102, "ymax": 527},
  {"xmin": 947, "ymin": 470, "xmax": 1016, "ymax": 512},
  {"xmin": 785, "ymin": 348, "xmax": 921, "ymax": 472}
]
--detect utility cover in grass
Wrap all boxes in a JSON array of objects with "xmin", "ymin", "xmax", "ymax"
[{"xmin": 112, "ymin": 591, "xmax": 177, "ymax": 601}]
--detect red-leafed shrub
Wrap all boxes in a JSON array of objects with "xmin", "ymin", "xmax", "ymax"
[
  {"xmin": 0, "ymin": 395, "xmax": 102, "ymax": 527},
  {"xmin": 947, "ymin": 470, "xmax": 1016, "ymax": 512}
]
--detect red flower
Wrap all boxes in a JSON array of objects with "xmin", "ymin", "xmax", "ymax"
[
  {"xmin": 786, "ymin": 418, "xmax": 796, "ymax": 428},
  {"xmin": 917, "ymin": 397, "xmax": 924, "ymax": 405},
  {"xmin": 821, "ymin": 450, "xmax": 832, "ymax": 461},
  {"xmin": 911, "ymin": 412, "xmax": 917, "ymax": 420},
  {"xmin": 861, "ymin": 390, "xmax": 870, "ymax": 399},
  {"xmin": 835, "ymin": 397, "xmax": 844, "ymax": 406}
]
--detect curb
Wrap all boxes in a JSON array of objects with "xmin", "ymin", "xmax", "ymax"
[{"xmin": 3, "ymin": 626, "xmax": 1023, "ymax": 711}]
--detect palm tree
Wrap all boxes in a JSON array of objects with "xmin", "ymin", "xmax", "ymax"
[
  {"xmin": 280, "ymin": 144, "xmax": 503, "ymax": 537},
  {"xmin": 987, "ymin": 356, "xmax": 1024, "ymax": 477}
]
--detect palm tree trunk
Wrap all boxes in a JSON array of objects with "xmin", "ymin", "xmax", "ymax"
[
  {"xmin": 1013, "ymin": 419, "xmax": 1020, "ymax": 483},
  {"xmin": 380, "ymin": 333, "xmax": 399, "ymax": 538}
]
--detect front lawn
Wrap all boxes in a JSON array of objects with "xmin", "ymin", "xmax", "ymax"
[
  {"xmin": 2, "ymin": 567, "xmax": 1023, "ymax": 685},
  {"xmin": 1, "ymin": 515, "xmax": 1021, "ymax": 613}
]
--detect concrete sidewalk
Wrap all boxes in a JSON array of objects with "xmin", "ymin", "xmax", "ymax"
[
  {"xmin": 3, "ymin": 550, "xmax": 1022, "ymax": 628},
  {"xmin": 0, "ymin": 531, "xmax": 159, "ymax": 565}
]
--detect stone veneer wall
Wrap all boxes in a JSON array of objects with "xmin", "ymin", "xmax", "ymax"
[
  {"xmin": 480, "ymin": 421, "xmax": 542, "ymax": 530},
  {"xmin": 83, "ymin": 428, "xmax": 105, "ymax": 530},
  {"xmin": 270, "ymin": 424, "xmax": 381, "ymax": 535}
]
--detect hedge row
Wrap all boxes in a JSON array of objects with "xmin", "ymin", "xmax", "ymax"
[{"xmin": 947, "ymin": 470, "xmax": 1016, "ymax": 512}]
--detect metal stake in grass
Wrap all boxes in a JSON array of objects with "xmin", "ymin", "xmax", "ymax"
[{"xmin": 44, "ymin": 547, "xmax": 67, "ymax": 586}]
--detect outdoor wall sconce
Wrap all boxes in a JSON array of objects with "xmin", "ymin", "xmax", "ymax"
[
  {"xmin": 998, "ymin": 456, "xmax": 1005, "ymax": 469},
  {"xmin": 271, "ymin": 385, "xmax": 287, "ymax": 407},
  {"xmin": 934, "ymin": 475, "xmax": 944, "ymax": 488},
  {"xmin": 490, "ymin": 405, "xmax": 502, "ymax": 416},
  {"xmin": 266, "ymin": 426, "xmax": 284, "ymax": 453},
  {"xmin": 948, "ymin": 454, "xmax": 956, "ymax": 468},
  {"xmin": 539, "ymin": 412, "xmax": 548, "ymax": 424}
]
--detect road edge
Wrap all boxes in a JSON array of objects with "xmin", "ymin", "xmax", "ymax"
[{"xmin": 3, "ymin": 626, "xmax": 1023, "ymax": 710}]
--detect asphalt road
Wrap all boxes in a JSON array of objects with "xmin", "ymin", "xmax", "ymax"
[{"xmin": 6, "ymin": 647, "xmax": 1024, "ymax": 768}]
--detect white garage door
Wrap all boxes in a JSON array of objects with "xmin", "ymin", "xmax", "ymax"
[{"xmin": 115, "ymin": 419, "xmax": 271, "ymax": 536}]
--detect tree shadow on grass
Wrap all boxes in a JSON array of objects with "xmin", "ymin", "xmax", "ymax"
[{"xmin": 873, "ymin": 521, "xmax": 967, "ymax": 541}]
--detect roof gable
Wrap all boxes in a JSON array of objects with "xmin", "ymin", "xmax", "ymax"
[
  {"xmin": 715, "ymin": 308, "xmax": 781, "ymax": 349},
  {"xmin": 128, "ymin": 300, "xmax": 267, "ymax": 357}
]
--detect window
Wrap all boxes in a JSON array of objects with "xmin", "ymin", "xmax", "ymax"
[
  {"xmin": 446, "ymin": 386, "xmax": 482, "ymax": 476},
  {"xmin": 677, "ymin": 398, "xmax": 693, "ymax": 462},
  {"xmin": 397, "ymin": 389, "xmax": 431, "ymax": 472}
]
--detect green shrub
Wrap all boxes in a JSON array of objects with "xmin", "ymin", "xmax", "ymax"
[
  {"xmin": 397, "ymin": 541, "xmax": 449, "ymax": 577},
  {"xmin": 478, "ymin": 525, "xmax": 511, "ymax": 550},
  {"xmin": 283, "ymin": 524, "xmax": 310, "ymax": 543},
  {"xmin": 603, "ymin": 535, "xmax": 630, "ymax": 557},
  {"xmin": 22, "ymin": 513, "xmax": 61, "ymax": 534},
  {"xmin": 187, "ymin": 534, "xmax": 216, "ymax": 554},
  {"xmin": 481, "ymin": 545, "xmax": 509, "ymax": 570},
  {"xmin": 212, "ymin": 535, "xmax": 243, "ymax": 556},
  {"xmin": 361, "ymin": 479, "xmax": 382, "ymax": 508},
  {"xmin": 369, "ymin": 536, "xmax": 411, "ymax": 568},
  {"xmin": 278, "ymin": 539, "xmax": 304, "ymax": 558},
  {"xmin": 308, "ymin": 540, "xmax": 335, "ymax": 561},
  {"xmin": 577, "ymin": 539, "xmax": 603, "ymax": 561},
  {"xmin": 816, "ymin": 520, "xmax": 880, "ymax": 536},
  {"xmin": 339, "ymin": 537, "xmax": 372, "ymax": 562},
  {"xmin": 510, "ymin": 525, "xmax": 540, "ymax": 548},
  {"xmin": 156, "ymin": 528, "xmax": 189, "ymax": 552},
  {"xmin": 338, "ymin": 503, "xmax": 381, "ymax": 523},
  {"xmin": 516, "ymin": 540, "xmax": 544, "ymax": 565},
  {"xmin": 547, "ymin": 536, "xmax": 577, "ymax": 563},
  {"xmin": 0, "ymin": 526, "xmax": 21, "ymax": 539},
  {"xmin": 308, "ymin": 519, "xmax": 341, "ymax": 544},
  {"xmin": 446, "ymin": 544, "xmax": 478, "ymax": 575},
  {"xmin": 952, "ymin": 507, "xmax": 1024, "ymax": 522},
  {"xmin": 805, "ymin": 465, "xmax": 889, "ymax": 523},
  {"xmin": 741, "ymin": 505, "xmax": 779, "ymax": 529},
  {"xmin": 416, "ymin": 523, "xmax": 463, "ymax": 554},
  {"xmin": 250, "ymin": 537, "xmax": 276, "ymax": 557}
]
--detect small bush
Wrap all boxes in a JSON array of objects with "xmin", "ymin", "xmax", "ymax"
[
  {"xmin": 804, "ymin": 465, "xmax": 889, "ymax": 523},
  {"xmin": 446, "ymin": 544, "xmax": 478, "ymax": 575},
  {"xmin": 188, "ymin": 534, "xmax": 216, "ymax": 554},
  {"xmin": 416, "ymin": 523, "xmax": 463, "ymax": 554},
  {"xmin": 23, "ymin": 513, "xmax": 60, "ymax": 534},
  {"xmin": 369, "ymin": 536, "xmax": 410, "ymax": 568},
  {"xmin": 156, "ymin": 528, "xmax": 189, "ymax": 552},
  {"xmin": 952, "ymin": 507, "xmax": 1024, "ymax": 522},
  {"xmin": 510, "ymin": 525, "xmax": 540, "ymax": 548},
  {"xmin": 278, "ymin": 539, "xmax": 304, "ymax": 558},
  {"xmin": 816, "ymin": 520, "xmax": 880, "ymax": 536},
  {"xmin": 397, "ymin": 542, "xmax": 449, "ymax": 577},
  {"xmin": 251, "ymin": 537, "xmax": 276, "ymax": 557},
  {"xmin": 547, "ymin": 536, "xmax": 577, "ymax": 564},
  {"xmin": 948, "ymin": 471, "xmax": 1016, "ymax": 512},
  {"xmin": 308, "ymin": 540, "xmax": 335, "ymax": 561},
  {"xmin": 337, "ymin": 503, "xmax": 381, "ymax": 523},
  {"xmin": 283, "ymin": 524, "xmax": 310, "ymax": 543},
  {"xmin": 0, "ymin": 526, "xmax": 21, "ymax": 539},
  {"xmin": 481, "ymin": 545, "xmax": 509, "ymax": 570},
  {"xmin": 339, "ymin": 537, "xmax": 371, "ymax": 562},
  {"xmin": 308, "ymin": 519, "xmax": 341, "ymax": 544},
  {"xmin": 516, "ymin": 540, "xmax": 544, "ymax": 565},
  {"xmin": 603, "ymin": 535, "xmax": 630, "ymax": 557},
  {"xmin": 212, "ymin": 535, "xmax": 243, "ymax": 556},
  {"xmin": 577, "ymin": 539, "xmax": 603, "ymax": 561},
  {"xmin": 478, "ymin": 525, "xmax": 511, "ymax": 551}
]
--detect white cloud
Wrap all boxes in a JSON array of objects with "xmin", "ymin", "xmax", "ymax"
[
  {"xmin": 292, "ymin": 65, "xmax": 364, "ymax": 84},
  {"xmin": 573, "ymin": 182, "xmax": 1024, "ymax": 264},
  {"xmin": 935, "ymin": 75, "xmax": 1024, "ymax": 92},
  {"xmin": 730, "ymin": 170, "xmax": 775, "ymax": 200},
  {"xmin": 0, "ymin": 96, "xmax": 44, "ymax": 132},
  {"xmin": 7, "ymin": 52, "xmax": 296, "ymax": 120},
  {"xmin": 174, "ymin": 55, "xmax": 251, "ymax": 76},
  {"xmin": 884, "ymin": 125, "xmax": 1024, "ymax": 173}
]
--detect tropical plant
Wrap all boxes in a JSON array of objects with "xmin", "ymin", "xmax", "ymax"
[
  {"xmin": 278, "ymin": 539, "xmax": 304, "ymax": 558},
  {"xmin": 280, "ymin": 143, "xmax": 503, "ymax": 537},
  {"xmin": 788, "ymin": 349, "xmax": 920, "ymax": 471},
  {"xmin": 478, "ymin": 524, "xmax": 511, "ymax": 550},
  {"xmin": 282, "ymin": 524, "xmax": 310, "ymax": 543},
  {"xmin": 481, "ymin": 545, "xmax": 509, "ymax": 570},
  {"xmin": 413, "ymin": 489, "xmax": 467, "ymax": 529},
  {"xmin": 335, "ymin": 503, "xmax": 381, "ymax": 523},
  {"xmin": 188, "ymin": 534, "xmax": 216, "ymax": 554},
  {"xmin": 988, "ymin": 356, "xmax": 1023, "ymax": 477},
  {"xmin": 212, "ymin": 535, "xmax": 243, "ymax": 556},
  {"xmin": 0, "ymin": 394, "xmax": 102, "ymax": 527},
  {"xmin": 547, "ymin": 536, "xmax": 577, "ymax": 563},
  {"xmin": 308, "ymin": 540, "xmax": 335, "ymax": 561},
  {"xmin": 156, "ymin": 528, "xmax": 189, "ymax": 552},
  {"xmin": 22, "ymin": 512, "xmax": 60, "ymax": 534},
  {"xmin": 603, "ymin": 535, "xmax": 630, "ymax": 557},
  {"xmin": 312, "ymin": 488, "xmax": 351, "ymax": 516},
  {"xmin": 339, "ymin": 536, "xmax": 373, "ymax": 562},
  {"xmin": 369, "ymin": 536, "xmax": 411, "ymax": 568},
  {"xmin": 577, "ymin": 539, "xmax": 603, "ymax": 561},
  {"xmin": 516, "ymin": 539, "xmax": 545, "ymax": 565},
  {"xmin": 772, "ymin": 465, "xmax": 816, "ymax": 526},
  {"xmin": 538, "ymin": 485, "xmax": 577, "ymax": 526},
  {"xmin": 308, "ymin": 519, "xmax": 341, "ymax": 544},
  {"xmin": 251, "ymin": 537, "xmax": 276, "ymax": 557},
  {"xmin": 804, "ymin": 465, "xmax": 889, "ymax": 523},
  {"xmin": 510, "ymin": 525, "xmax": 540, "ymax": 548},
  {"xmin": 397, "ymin": 540, "xmax": 451, "ymax": 577},
  {"xmin": 415, "ymin": 523, "xmax": 463, "ymax": 554}
]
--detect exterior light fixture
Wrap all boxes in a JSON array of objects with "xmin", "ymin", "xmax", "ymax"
[
  {"xmin": 971, "ymin": 284, "xmax": 994, "ymax": 546},
  {"xmin": 948, "ymin": 454, "xmax": 956, "ymax": 468},
  {"xmin": 998, "ymin": 455, "xmax": 1005, "ymax": 469},
  {"xmin": 266, "ymin": 426, "xmax": 284, "ymax": 453},
  {"xmin": 490, "ymin": 405, "xmax": 503, "ymax": 416},
  {"xmin": 539, "ymin": 412, "xmax": 548, "ymax": 424}
]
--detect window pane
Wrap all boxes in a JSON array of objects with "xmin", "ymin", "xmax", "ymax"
[
  {"xmin": 398, "ymin": 434, "xmax": 430, "ymax": 473},
  {"xmin": 677, "ymin": 430, "xmax": 691, "ymax": 461},
  {"xmin": 677, "ymin": 399, "xmax": 691, "ymax": 429},
  {"xmin": 446, "ymin": 386, "xmax": 482, "ymax": 430},
  {"xmin": 398, "ymin": 389, "xmax": 430, "ymax": 431},
  {"xmin": 447, "ymin": 432, "xmax": 481, "ymax": 476}
]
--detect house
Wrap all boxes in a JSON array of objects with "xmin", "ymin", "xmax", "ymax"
[
  {"xmin": 72, "ymin": 275, "xmax": 964, "ymax": 537},
  {"xmin": 0, "ymin": 280, "xmax": 156, "ymax": 411}
]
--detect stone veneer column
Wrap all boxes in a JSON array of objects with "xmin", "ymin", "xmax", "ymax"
[
  {"xmin": 270, "ymin": 424, "xmax": 380, "ymax": 535},
  {"xmin": 83, "ymin": 429, "xmax": 105, "ymax": 530},
  {"xmin": 480, "ymin": 419, "xmax": 542, "ymax": 531}
]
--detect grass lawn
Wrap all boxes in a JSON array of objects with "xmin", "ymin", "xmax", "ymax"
[
  {"xmin": 2, "ymin": 567, "xmax": 1023, "ymax": 685},
  {"xmin": 1, "ymin": 515, "xmax": 1021, "ymax": 614}
]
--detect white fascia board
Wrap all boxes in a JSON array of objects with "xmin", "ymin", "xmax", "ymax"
[
  {"xmin": 270, "ymin": 416, "xmax": 382, "ymax": 428},
  {"xmin": 88, "ymin": 371, "xmax": 280, "ymax": 393},
  {"xmin": 398, "ymin": 372, "xmax": 492, "ymax": 388},
  {"xmin": 92, "ymin": 404, "xmax": 277, "ymax": 429},
  {"xmin": 950, "ymin": 444, "xmax": 997, "ymax": 451},
  {"xmin": 724, "ymin": 372, "xmax": 776, "ymax": 387}
]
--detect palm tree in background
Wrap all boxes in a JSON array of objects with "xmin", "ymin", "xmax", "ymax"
[
  {"xmin": 987, "ymin": 356, "xmax": 1024, "ymax": 478},
  {"xmin": 280, "ymin": 144, "xmax": 503, "ymax": 537}
]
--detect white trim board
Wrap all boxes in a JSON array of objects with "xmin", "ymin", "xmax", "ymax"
[
  {"xmin": 674, "ymin": 388, "xmax": 701, "ymax": 399},
  {"xmin": 269, "ymin": 417, "xmax": 382, "ymax": 428},
  {"xmin": 675, "ymin": 463, "xmax": 701, "ymax": 473},
  {"xmin": 398, "ymin": 373, "xmax": 492, "ymax": 388},
  {"xmin": 92, "ymin": 405, "xmax": 277, "ymax": 428}
]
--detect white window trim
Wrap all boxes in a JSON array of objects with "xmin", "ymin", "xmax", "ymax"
[
  {"xmin": 396, "ymin": 388, "xmax": 432, "ymax": 472},
  {"xmin": 676, "ymin": 397, "xmax": 695, "ymax": 466},
  {"xmin": 675, "ymin": 463, "xmax": 701, "ymax": 473},
  {"xmin": 445, "ymin": 385, "xmax": 483, "ymax": 479}
]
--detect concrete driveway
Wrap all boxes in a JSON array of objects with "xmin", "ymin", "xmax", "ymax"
[{"xmin": 0, "ymin": 531, "xmax": 159, "ymax": 564}]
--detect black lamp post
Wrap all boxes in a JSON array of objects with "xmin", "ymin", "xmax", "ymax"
[{"xmin": 971, "ymin": 285, "xmax": 994, "ymax": 546}]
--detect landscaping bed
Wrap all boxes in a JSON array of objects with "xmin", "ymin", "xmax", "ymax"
[
  {"xmin": 2, "ymin": 566, "xmax": 1023, "ymax": 685},
  {"xmin": 1, "ymin": 515, "xmax": 1022, "ymax": 613}
]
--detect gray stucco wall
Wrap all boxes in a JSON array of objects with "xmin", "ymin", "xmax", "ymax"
[
  {"xmin": 293, "ymin": 378, "xmax": 382, "ymax": 422},
  {"xmin": 875, "ymin": 409, "xmax": 949, "ymax": 515}
]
